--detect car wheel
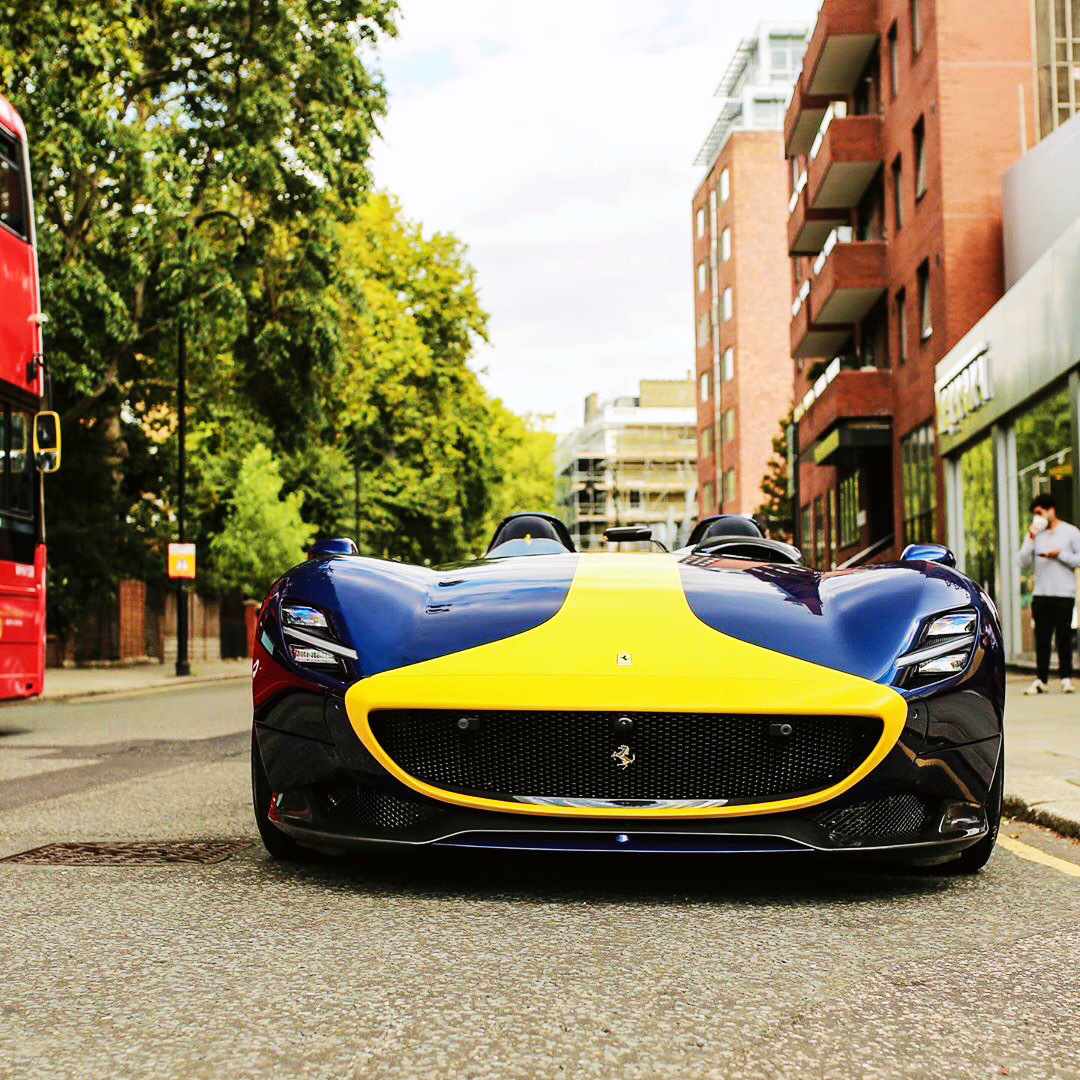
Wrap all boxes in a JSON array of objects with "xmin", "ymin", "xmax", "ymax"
[
  {"xmin": 941, "ymin": 750, "xmax": 1003, "ymax": 875},
  {"xmin": 251, "ymin": 727, "xmax": 311, "ymax": 861}
]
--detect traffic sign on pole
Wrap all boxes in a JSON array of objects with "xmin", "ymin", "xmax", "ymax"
[{"xmin": 167, "ymin": 542, "xmax": 196, "ymax": 579}]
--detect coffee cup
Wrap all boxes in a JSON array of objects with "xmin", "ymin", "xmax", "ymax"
[{"xmin": 1031, "ymin": 515, "xmax": 1049, "ymax": 534}]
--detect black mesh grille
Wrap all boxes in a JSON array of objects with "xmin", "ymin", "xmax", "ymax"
[
  {"xmin": 322, "ymin": 785, "xmax": 437, "ymax": 832},
  {"xmin": 815, "ymin": 793, "xmax": 932, "ymax": 845},
  {"xmin": 368, "ymin": 710, "xmax": 882, "ymax": 802}
]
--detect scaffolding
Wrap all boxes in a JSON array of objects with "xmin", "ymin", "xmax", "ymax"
[{"xmin": 555, "ymin": 382, "xmax": 697, "ymax": 551}]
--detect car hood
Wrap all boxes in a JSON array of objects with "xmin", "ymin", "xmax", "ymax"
[{"xmin": 274, "ymin": 551, "xmax": 986, "ymax": 685}]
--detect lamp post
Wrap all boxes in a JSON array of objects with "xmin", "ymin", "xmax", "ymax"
[{"xmin": 175, "ymin": 304, "xmax": 190, "ymax": 677}]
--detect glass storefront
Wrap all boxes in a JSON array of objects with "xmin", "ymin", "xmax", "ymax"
[
  {"xmin": 1013, "ymin": 385, "xmax": 1075, "ymax": 657},
  {"xmin": 959, "ymin": 436, "xmax": 996, "ymax": 601}
]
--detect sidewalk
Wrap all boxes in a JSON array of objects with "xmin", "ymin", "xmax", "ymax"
[
  {"xmin": 1004, "ymin": 672, "xmax": 1080, "ymax": 837},
  {"xmin": 38, "ymin": 658, "xmax": 250, "ymax": 701}
]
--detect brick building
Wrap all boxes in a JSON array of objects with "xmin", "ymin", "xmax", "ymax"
[
  {"xmin": 691, "ymin": 22, "xmax": 810, "ymax": 519},
  {"xmin": 785, "ymin": 0, "xmax": 1036, "ymax": 567}
]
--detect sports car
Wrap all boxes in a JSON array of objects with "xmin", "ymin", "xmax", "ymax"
[{"xmin": 251, "ymin": 512, "xmax": 1004, "ymax": 872}]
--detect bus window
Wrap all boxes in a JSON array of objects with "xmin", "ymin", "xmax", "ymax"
[
  {"xmin": 7, "ymin": 409, "xmax": 32, "ymax": 517},
  {"xmin": 0, "ymin": 130, "xmax": 27, "ymax": 238}
]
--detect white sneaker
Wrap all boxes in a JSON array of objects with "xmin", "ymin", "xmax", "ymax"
[
  {"xmin": 1062, "ymin": 678, "xmax": 1075, "ymax": 694},
  {"xmin": 1024, "ymin": 678, "xmax": 1048, "ymax": 695}
]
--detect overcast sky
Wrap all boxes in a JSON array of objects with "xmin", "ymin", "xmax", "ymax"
[{"xmin": 370, "ymin": 0, "xmax": 817, "ymax": 433}]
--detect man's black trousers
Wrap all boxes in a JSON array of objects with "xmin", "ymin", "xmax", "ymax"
[{"xmin": 1031, "ymin": 594, "xmax": 1076, "ymax": 683}]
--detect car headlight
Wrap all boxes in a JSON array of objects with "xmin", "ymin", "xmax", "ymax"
[
  {"xmin": 280, "ymin": 602, "xmax": 358, "ymax": 671},
  {"xmin": 895, "ymin": 608, "xmax": 978, "ymax": 683}
]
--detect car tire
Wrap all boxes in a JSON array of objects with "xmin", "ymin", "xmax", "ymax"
[
  {"xmin": 251, "ymin": 727, "xmax": 312, "ymax": 861},
  {"xmin": 940, "ymin": 749, "xmax": 1003, "ymax": 875}
]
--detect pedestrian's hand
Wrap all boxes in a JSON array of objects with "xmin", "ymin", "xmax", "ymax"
[{"xmin": 1045, "ymin": 548, "xmax": 1060, "ymax": 558}]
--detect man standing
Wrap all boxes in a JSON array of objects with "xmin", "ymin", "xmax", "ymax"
[{"xmin": 1017, "ymin": 493, "xmax": 1080, "ymax": 694}]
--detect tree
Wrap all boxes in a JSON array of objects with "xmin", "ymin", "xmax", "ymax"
[
  {"xmin": 482, "ymin": 410, "xmax": 557, "ymax": 539},
  {"xmin": 756, "ymin": 416, "xmax": 794, "ymax": 543},
  {"xmin": 331, "ymin": 195, "xmax": 503, "ymax": 563},
  {"xmin": 0, "ymin": 1, "xmax": 397, "ymax": 630},
  {"xmin": 207, "ymin": 444, "xmax": 315, "ymax": 599}
]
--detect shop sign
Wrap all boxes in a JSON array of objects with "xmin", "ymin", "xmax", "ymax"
[{"xmin": 935, "ymin": 343, "xmax": 992, "ymax": 435}]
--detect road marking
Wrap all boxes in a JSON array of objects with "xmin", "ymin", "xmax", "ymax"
[{"xmin": 999, "ymin": 835, "xmax": 1080, "ymax": 878}]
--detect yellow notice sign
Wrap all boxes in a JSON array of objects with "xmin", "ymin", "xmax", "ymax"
[{"xmin": 167, "ymin": 542, "xmax": 196, "ymax": 579}]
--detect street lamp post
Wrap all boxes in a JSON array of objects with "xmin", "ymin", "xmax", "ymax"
[{"xmin": 175, "ymin": 308, "xmax": 190, "ymax": 677}]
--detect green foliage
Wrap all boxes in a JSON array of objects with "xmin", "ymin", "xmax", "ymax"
[
  {"xmin": 207, "ymin": 445, "xmax": 315, "ymax": 598},
  {"xmin": 755, "ymin": 416, "xmax": 794, "ymax": 543},
  {"xmin": 333, "ymin": 195, "xmax": 502, "ymax": 563},
  {"xmin": 482, "ymin": 410, "xmax": 557, "ymax": 538},
  {"xmin": 4, "ymin": 8, "xmax": 554, "ymax": 637}
]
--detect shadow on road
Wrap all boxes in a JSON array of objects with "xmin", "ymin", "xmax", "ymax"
[{"xmin": 249, "ymin": 845, "xmax": 965, "ymax": 907}]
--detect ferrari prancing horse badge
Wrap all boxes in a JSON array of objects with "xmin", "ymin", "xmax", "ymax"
[{"xmin": 611, "ymin": 744, "xmax": 636, "ymax": 769}]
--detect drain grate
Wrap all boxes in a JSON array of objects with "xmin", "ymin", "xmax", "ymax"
[{"xmin": 1, "ymin": 840, "xmax": 251, "ymax": 865}]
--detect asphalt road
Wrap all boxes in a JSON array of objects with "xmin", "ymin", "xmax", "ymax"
[{"xmin": 1, "ymin": 683, "xmax": 1078, "ymax": 1080}]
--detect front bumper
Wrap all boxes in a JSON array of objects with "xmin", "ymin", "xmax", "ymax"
[{"xmin": 254, "ymin": 689, "xmax": 1001, "ymax": 859}]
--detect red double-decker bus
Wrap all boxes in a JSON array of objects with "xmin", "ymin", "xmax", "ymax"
[{"xmin": 0, "ymin": 94, "xmax": 54, "ymax": 699}]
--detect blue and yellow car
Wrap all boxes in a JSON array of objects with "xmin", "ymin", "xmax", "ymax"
[{"xmin": 251, "ymin": 512, "xmax": 1004, "ymax": 872}]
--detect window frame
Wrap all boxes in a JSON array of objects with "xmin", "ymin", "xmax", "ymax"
[
  {"xmin": 917, "ymin": 260, "xmax": 932, "ymax": 340},
  {"xmin": 695, "ymin": 206, "xmax": 705, "ymax": 239},
  {"xmin": 896, "ymin": 287, "xmax": 908, "ymax": 363},
  {"xmin": 913, "ymin": 116, "xmax": 927, "ymax": 200},
  {"xmin": 722, "ymin": 287, "xmax": 733, "ymax": 322},
  {"xmin": 910, "ymin": 0, "xmax": 922, "ymax": 56},
  {"xmin": 891, "ymin": 154, "xmax": 903, "ymax": 231},
  {"xmin": 722, "ymin": 347, "xmax": 735, "ymax": 382},
  {"xmin": 0, "ymin": 130, "xmax": 29, "ymax": 242},
  {"xmin": 720, "ymin": 226, "xmax": 731, "ymax": 262},
  {"xmin": 887, "ymin": 21, "xmax": 900, "ymax": 97},
  {"xmin": 697, "ymin": 261, "xmax": 706, "ymax": 293},
  {"xmin": 719, "ymin": 167, "xmax": 730, "ymax": 203}
]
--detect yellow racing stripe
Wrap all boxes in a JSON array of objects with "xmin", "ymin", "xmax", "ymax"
[{"xmin": 344, "ymin": 554, "xmax": 908, "ymax": 818}]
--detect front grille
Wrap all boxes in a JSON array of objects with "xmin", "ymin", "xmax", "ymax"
[
  {"xmin": 815, "ymin": 793, "xmax": 932, "ymax": 845},
  {"xmin": 368, "ymin": 710, "xmax": 882, "ymax": 803},
  {"xmin": 321, "ymin": 784, "xmax": 437, "ymax": 832}
]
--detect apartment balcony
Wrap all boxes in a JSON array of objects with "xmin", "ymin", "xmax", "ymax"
[
  {"xmin": 791, "ymin": 236, "xmax": 887, "ymax": 358},
  {"xmin": 793, "ymin": 361, "xmax": 893, "ymax": 467},
  {"xmin": 784, "ymin": 0, "xmax": 879, "ymax": 155},
  {"xmin": 788, "ymin": 179, "xmax": 845, "ymax": 255},
  {"xmin": 802, "ymin": 0, "xmax": 879, "ymax": 96},
  {"xmin": 806, "ymin": 112, "xmax": 883, "ymax": 210}
]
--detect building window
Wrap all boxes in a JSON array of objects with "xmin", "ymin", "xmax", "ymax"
[
  {"xmin": 722, "ymin": 347, "xmax": 735, "ymax": 382},
  {"xmin": 697, "ymin": 262, "xmax": 706, "ymax": 293},
  {"xmin": 722, "ymin": 287, "xmax": 733, "ymax": 321},
  {"xmin": 888, "ymin": 21, "xmax": 899, "ymax": 96},
  {"xmin": 902, "ymin": 422, "xmax": 936, "ymax": 544},
  {"xmin": 913, "ymin": 116, "xmax": 927, "ymax": 199},
  {"xmin": 724, "ymin": 468, "xmax": 736, "ymax": 504},
  {"xmin": 696, "ymin": 313, "xmax": 710, "ymax": 349},
  {"xmin": 701, "ymin": 426, "xmax": 714, "ymax": 458},
  {"xmin": 702, "ymin": 481, "xmax": 714, "ymax": 512},
  {"xmin": 721, "ymin": 227, "xmax": 731, "ymax": 262},
  {"xmin": 838, "ymin": 470, "xmax": 860, "ymax": 547},
  {"xmin": 895, "ymin": 287, "xmax": 909, "ymax": 363},
  {"xmin": 814, "ymin": 494, "xmax": 825, "ymax": 568},
  {"xmin": 910, "ymin": 0, "xmax": 922, "ymax": 55},
  {"xmin": 801, "ymin": 503, "xmax": 813, "ymax": 564},
  {"xmin": 696, "ymin": 207, "xmax": 705, "ymax": 238},
  {"xmin": 891, "ymin": 155, "xmax": 903, "ymax": 231},
  {"xmin": 628, "ymin": 490, "xmax": 642, "ymax": 509},
  {"xmin": 699, "ymin": 371, "xmax": 710, "ymax": 403},
  {"xmin": 719, "ymin": 167, "xmax": 730, "ymax": 203},
  {"xmin": 723, "ymin": 408, "xmax": 736, "ymax": 443},
  {"xmin": 917, "ymin": 260, "xmax": 932, "ymax": 339}
]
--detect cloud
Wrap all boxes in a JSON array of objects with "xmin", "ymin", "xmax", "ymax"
[{"xmin": 371, "ymin": 0, "xmax": 817, "ymax": 431}]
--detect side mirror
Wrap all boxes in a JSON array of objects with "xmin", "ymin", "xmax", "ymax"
[
  {"xmin": 901, "ymin": 542, "xmax": 956, "ymax": 568},
  {"xmin": 33, "ymin": 411, "xmax": 60, "ymax": 473},
  {"xmin": 604, "ymin": 526, "xmax": 652, "ymax": 542},
  {"xmin": 311, "ymin": 537, "xmax": 359, "ymax": 558}
]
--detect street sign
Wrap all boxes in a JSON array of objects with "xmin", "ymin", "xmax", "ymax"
[{"xmin": 167, "ymin": 542, "xmax": 196, "ymax": 579}]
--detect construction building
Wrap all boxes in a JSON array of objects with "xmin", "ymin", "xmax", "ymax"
[
  {"xmin": 692, "ymin": 21, "xmax": 811, "ymax": 519},
  {"xmin": 555, "ymin": 380, "xmax": 697, "ymax": 551},
  {"xmin": 785, "ymin": 0, "xmax": 1040, "ymax": 569}
]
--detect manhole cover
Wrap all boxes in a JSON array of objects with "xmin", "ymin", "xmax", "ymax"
[{"xmin": 1, "ymin": 840, "xmax": 251, "ymax": 865}]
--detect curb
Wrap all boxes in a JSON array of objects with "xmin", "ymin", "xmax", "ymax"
[
  {"xmin": 38, "ymin": 671, "xmax": 250, "ymax": 703},
  {"xmin": 1004, "ymin": 790, "xmax": 1080, "ymax": 841}
]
